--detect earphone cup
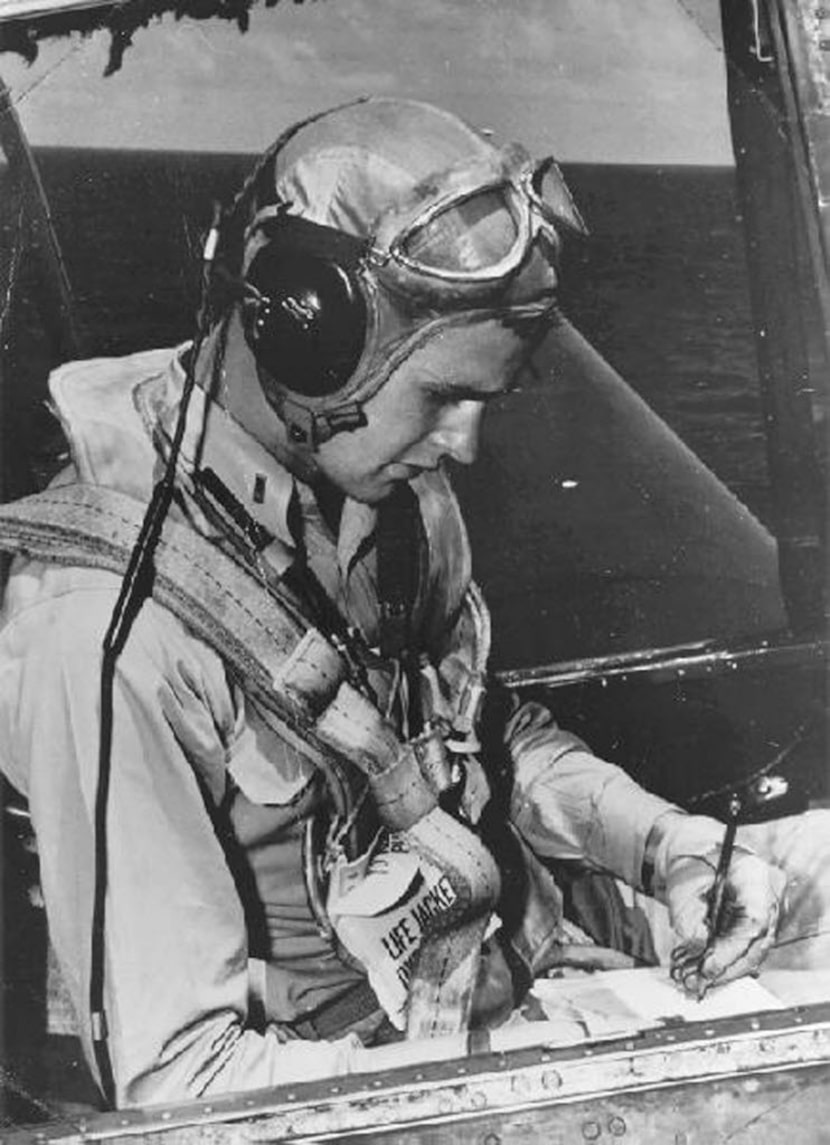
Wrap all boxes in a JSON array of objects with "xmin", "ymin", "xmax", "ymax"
[{"xmin": 242, "ymin": 244, "xmax": 367, "ymax": 399}]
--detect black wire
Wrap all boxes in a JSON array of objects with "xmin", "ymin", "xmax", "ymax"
[{"xmin": 89, "ymin": 204, "xmax": 222, "ymax": 1107}]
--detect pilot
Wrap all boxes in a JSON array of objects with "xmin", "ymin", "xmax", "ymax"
[{"xmin": 0, "ymin": 97, "xmax": 826, "ymax": 1110}]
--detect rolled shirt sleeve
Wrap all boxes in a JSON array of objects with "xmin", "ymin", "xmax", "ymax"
[
  {"xmin": 506, "ymin": 697, "xmax": 676, "ymax": 889},
  {"xmin": 0, "ymin": 561, "xmax": 357, "ymax": 1107}
]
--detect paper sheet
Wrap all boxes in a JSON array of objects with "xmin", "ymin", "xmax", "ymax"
[{"xmin": 530, "ymin": 966, "xmax": 784, "ymax": 1037}]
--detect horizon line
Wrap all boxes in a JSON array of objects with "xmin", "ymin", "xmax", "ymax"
[{"xmin": 24, "ymin": 144, "xmax": 736, "ymax": 171}]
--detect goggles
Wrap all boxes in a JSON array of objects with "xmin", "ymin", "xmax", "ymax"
[
  {"xmin": 366, "ymin": 143, "xmax": 585, "ymax": 304},
  {"xmin": 245, "ymin": 143, "xmax": 585, "ymax": 312}
]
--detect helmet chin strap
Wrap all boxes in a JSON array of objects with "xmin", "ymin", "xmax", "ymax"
[{"xmin": 261, "ymin": 377, "xmax": 369, "ymax": 449}]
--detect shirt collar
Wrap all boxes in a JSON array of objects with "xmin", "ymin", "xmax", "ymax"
[
  {"xmin": 338, "ymin": 499, "xmax": 379, "ymax": 576},
  {"xmin": 143, "ymin": 347, "xmax": 379, "ymax": 576},
  {"xmin": 140, "ymin": 348, "xmax": 298, "ymax": 554}
]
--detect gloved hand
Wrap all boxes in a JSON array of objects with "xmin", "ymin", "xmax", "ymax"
[{"xmin": 644, "ymin": 811, "xmax": 786, "ymax": 997}]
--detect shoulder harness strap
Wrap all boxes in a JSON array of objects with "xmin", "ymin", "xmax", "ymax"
[{"xmin": 0, "ymin": 485, "xmax": 396, "ymax": 811}]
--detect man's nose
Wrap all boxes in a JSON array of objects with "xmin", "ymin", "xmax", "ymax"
[{"xmin": 432, "ymin": 401, "xmax": 484, "ymax": 466}]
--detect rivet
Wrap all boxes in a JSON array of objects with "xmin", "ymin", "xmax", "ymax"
[
  {"xmin": 542, "ymin": 1068, "xmax": 562, "ymax": 1089},
  {"xmin": 483, "ymin": 1134, "xmax": 501, "ymax": 1145},
  {"xmin": 510, "ymin": 1072, "xmax": 531, "ymax": 1095},
  {"xmin": 609, "ymin": 1115, "xmax": 627, "ymax": 1136},
  {"xmin": 582, "ymin": 1121, "xmax": 602, "ymax": 1141}
]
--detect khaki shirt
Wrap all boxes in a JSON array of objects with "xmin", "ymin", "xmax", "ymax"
[{"xmin": 0, "ymin": 346, "xmax": 671, "ymax": 1105}]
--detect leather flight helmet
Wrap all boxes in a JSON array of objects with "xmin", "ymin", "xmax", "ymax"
[{"xmin": 228, "ymin": 97, "xmax": 585, "ymax": 447}]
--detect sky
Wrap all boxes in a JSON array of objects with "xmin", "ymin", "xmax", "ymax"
[{"xmin": 0, "ymin": 0, "xmax": 733, "ymax": 164}]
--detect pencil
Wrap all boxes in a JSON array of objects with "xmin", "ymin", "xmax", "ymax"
[{"xmin": 705, "ymin": 793, "xmax": 742, "ymax": 949}]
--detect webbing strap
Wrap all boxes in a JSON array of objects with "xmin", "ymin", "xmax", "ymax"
[
  {"xmin": 377, "ymin": 482, "xmax": 421, "ymax": 660},
  {"xmin": 403, "ymin": 808, "xmax": 500, "ymax": 1038},
  {"xmin": 289, "ymin": 978, "xmax": 382, "ymax": 1042},
  {"xmin": 0, "ymin": 484, "xmax": 364, "ymax": 809},
  {"xmin": 0, "ymin": 484, "xmax": 500, "ymax": 1037}
]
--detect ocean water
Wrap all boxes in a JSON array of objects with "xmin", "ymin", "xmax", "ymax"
[{"xmin": 562, "ymin": 164, "xmax": 767, "ymax": 504}]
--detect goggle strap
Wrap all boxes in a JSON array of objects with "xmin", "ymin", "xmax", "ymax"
[{"xmin": 250, "ymin": 213, "xmax": 370, "ymax": 272}]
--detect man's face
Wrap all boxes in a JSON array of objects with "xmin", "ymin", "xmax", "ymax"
[{"xmin": 312, "ymin": 320, "xmax": 533, "ymax": 503}]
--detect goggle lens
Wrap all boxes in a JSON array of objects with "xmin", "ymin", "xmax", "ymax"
[{"xmin": 400, "ymin": 187, "xmax": 520, "ymax": 272}]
